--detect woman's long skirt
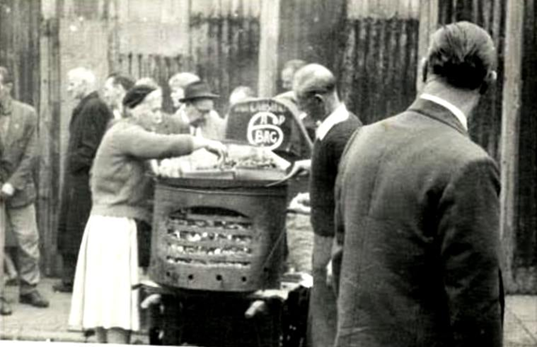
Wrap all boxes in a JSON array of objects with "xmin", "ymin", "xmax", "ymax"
[{"xmin": 69, "ymin": 215, "xmax": 140, "ymax": 332}]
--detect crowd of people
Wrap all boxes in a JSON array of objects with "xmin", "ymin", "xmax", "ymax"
[{"xmin": 0, "ymin": 21, "xmax": 504, "ymax": 347}]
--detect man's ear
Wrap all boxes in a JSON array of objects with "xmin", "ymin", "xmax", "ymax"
[
  {"xmin": 421, "ymin": 59, "xmax": 429, "ymax": 83},
  {"xmin": 479, "ymin": 70, "xmax": 497, "ymax": 95},
  {"xmin": 5, "ymin": 82, "xmax": 13, "ymax": 93},
  {"xmin": 313, "ymin": 94, "xmax": 324, "ymax": 105}
]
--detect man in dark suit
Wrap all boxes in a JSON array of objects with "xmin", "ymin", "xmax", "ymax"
[
  {"xmin": 55, "ymin": 67, "xmax": 113, "ymax": 293},
  {"xmin": 292, "ymin": 64, "xmax": 362, "ymax": 347},
  {"xmin": 0, "ymin": 66, "xmax": 49, "ymax": 314},
  {"xmin": 333, "ymin": 22, "xmax": 504, "ymax": 347}
]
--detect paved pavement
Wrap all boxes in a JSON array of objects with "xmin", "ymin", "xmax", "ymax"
[{"xmin": 0, "ymin": 277, "xmax": 536, "ymax": 346}]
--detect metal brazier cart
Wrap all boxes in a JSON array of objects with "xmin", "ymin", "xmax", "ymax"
[{"xmin": 150, "ymin": 178, "xmax": 287, "ymax": 292}]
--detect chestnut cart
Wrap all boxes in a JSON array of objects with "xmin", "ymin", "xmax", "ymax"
[
  {"xmin": 146, "ymin": 178, "xmax": 308, "ymax": 347},
  {"xmin": 145, "ymin": 98, "xmax": 313, "ymax": 346},
  {"xmin": 151, "ymin": 178, "xmax": 287, "ymax": 293}
]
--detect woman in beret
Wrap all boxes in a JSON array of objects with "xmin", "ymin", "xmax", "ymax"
[{"xmin": 68, "ymin": 85, "xmax": 227, "ymax": 344}]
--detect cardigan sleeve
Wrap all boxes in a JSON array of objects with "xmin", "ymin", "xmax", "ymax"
[
  {"xmin": 114, "ymin": 124, "xmax": 195, "ymax": 160},
  {"xmin": 438, "ymin": 158, "xmax": 504, "ymax": 347}
]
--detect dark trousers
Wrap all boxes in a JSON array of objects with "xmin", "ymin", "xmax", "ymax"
[
  {"xmin": 307, "ymin": 234, "xmax": 337, "ymax": 347},
  {"xmin": 60, "ymin": 253, "xmax": 77, "ymax": 285}
]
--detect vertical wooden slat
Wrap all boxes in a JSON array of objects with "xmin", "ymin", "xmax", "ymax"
[
  {"xmin": 417, "ymin": 0, "xmax": 439, "ymax": 92},
  {"xmin": 500, "ymin": 0, "xmax": 525, "ymax": 292},
  {"xmin": 0, "ymin": 202, "xmax": 6, "ymax": 288},
  {"xmin": 258, "ymin": 0, "xmax": 280, "ymax": 97},
  {"xmin": 38, "ymin": 16, "xmax": 62, "ymax": 275},
  {"xmin": 338, "ymin": 21, "xmax": 357, "ymax": 108}
]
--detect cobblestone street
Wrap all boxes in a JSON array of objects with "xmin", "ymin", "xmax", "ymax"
[{"xmin": 0, "ymin": 277, "xmax": 536, "ymax": 346}]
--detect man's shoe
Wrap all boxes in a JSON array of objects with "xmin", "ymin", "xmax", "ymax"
[
  {"xmin": 19, "ymin": 291, "xmax": 49, "ymax": 308},
  {"xmin": 53, "ymin": 282, "xmax": 73, "ymax": 293},
  {"xmin": 0, "ymin": 297, "xmax": 12, "ymax": 316}
]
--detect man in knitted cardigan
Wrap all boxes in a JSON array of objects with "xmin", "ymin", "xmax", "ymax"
[{"xmin": 292, "ymin": 64, "xmax": 362, "ymax": 347}]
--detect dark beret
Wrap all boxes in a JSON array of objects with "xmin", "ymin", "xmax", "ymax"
[{"xmin": 122, "ymin": 85, "xmax": 157, "ymax": 109}]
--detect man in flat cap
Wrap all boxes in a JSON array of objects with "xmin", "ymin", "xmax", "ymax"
[
  {"xmin": 180, "ymin": 81, "xmax": 225, "ymax": 139},
  {"xmin": 333, "ymin": 21, "xmax": 503, "ymax": 347},
  {"xmin": 55, "ymin": 67, "xmax": 113, "ymax": 293}
]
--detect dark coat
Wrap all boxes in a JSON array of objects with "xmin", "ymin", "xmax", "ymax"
[
  {"xmin": 57, "ymin": 92, "xmax": 112, "ymax": 255},
  {"xmin": 0, "ymin": 100, "xmax": 38, "ymax": 208},
  {"xmin": 333, "ymin": 98, "xmax": 504, "ymax": 347}
]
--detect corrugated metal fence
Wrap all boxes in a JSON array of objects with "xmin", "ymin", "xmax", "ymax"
[
  {"xmin": 111, "ymin": 1, "xmax": 260, "ymax": 115},
  {"xmin": 278, "ymin": 0, "xmax": 346, "ymax": 93},
  {"xmin": 338, "ymin": 17, "xmax": 420, "ymax": 124},
  {"xmin": 0, "ymin": 0, "xmax": 40, "ymax": 108},
  {"xmin": 514, "ymin": 0, "xmax": 537, "ymax": 291}
]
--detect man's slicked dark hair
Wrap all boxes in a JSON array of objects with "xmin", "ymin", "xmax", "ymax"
[
  {"xmin": 108, "ymin": 73, "xmax": 135, "ymax": 92},
  {"xmin": 426, "ymin": 21, "xmax": 496, "ymax": 90}
]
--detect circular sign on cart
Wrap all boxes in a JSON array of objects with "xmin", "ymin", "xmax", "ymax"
[
  {"xmin": 225, "ymin": 98, "xmax": 312, "ymax": 161},
  {"xmin": 246, "ymin": 111, "xmax": 285, "ymax": 150}
]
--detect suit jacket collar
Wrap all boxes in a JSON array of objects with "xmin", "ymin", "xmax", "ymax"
[{"xmin": 408, "ymin": 98, "xmax": 468, "ymax": 137}]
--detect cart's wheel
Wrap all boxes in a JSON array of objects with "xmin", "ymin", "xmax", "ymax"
[{"xmin": 161, "ymin": 294, "xmax": 184, "ymax": 345}]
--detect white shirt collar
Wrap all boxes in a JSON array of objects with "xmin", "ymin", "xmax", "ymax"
[
  {"xmin": 316, "ymin": 104, "xmax": 349, "ymax": 140},
  {"xmin": 420, "ymin": 93, "xmax": 468, "ymax": 130},
  {"xmin": 113, "ymin": 108, "xmax": 123, "ymax": 120}
]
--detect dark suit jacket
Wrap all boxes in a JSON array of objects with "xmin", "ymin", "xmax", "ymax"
[
  {"xmin": 333, "ymin": 98, "xmax": 504, "ymax": 347},
  {"xmin": 57, "ymin": 92, "xmax": 112, "ymax": 255},
  {"xmin": 0, "ymin": 100, "xmax": 37, "ymax": 208}
]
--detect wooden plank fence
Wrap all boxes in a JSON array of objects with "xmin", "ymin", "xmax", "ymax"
[{"xmin": 338, "ymin": 12, "xmax": 420, "ymax": 124}]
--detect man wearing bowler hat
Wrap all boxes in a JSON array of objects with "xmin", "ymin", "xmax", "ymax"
[{"xmin": 180, "ymin": 81, "xmax": 225, "ymax": 140}]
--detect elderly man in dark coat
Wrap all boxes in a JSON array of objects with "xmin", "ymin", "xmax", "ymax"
[
  {"xmin": 333, "ymin": 22, "xmax": 504, "ymax": 347},
  {"xmin": 0, "ymin": 66, "xmax": 49, "ymax": 314},
  {"xmin": 55, "ymin": 67, "xmax": 113, "ymax": 293}
]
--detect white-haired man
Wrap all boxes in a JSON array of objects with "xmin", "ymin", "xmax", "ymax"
[{"xmin": 55, "ymin": 67, "xmax": 112, "ymax": 293}]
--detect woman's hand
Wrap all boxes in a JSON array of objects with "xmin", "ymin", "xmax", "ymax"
[
  {"xmin": 205, "ymin": 140, "xmax": 227, "ymax": 162},
  {"xmin": 192, "ymin": 138, "xmax": 228, "ymax": 166}
]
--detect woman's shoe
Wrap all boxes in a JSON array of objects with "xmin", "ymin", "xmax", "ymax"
[{"xmin": 0, "ymin": 297, "xmax": 12, "ymax": 315}]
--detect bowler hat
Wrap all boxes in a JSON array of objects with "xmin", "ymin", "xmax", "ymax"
[{"xmin": 179, "ymin": 81, "xmax": 219, "ymax": 102}]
